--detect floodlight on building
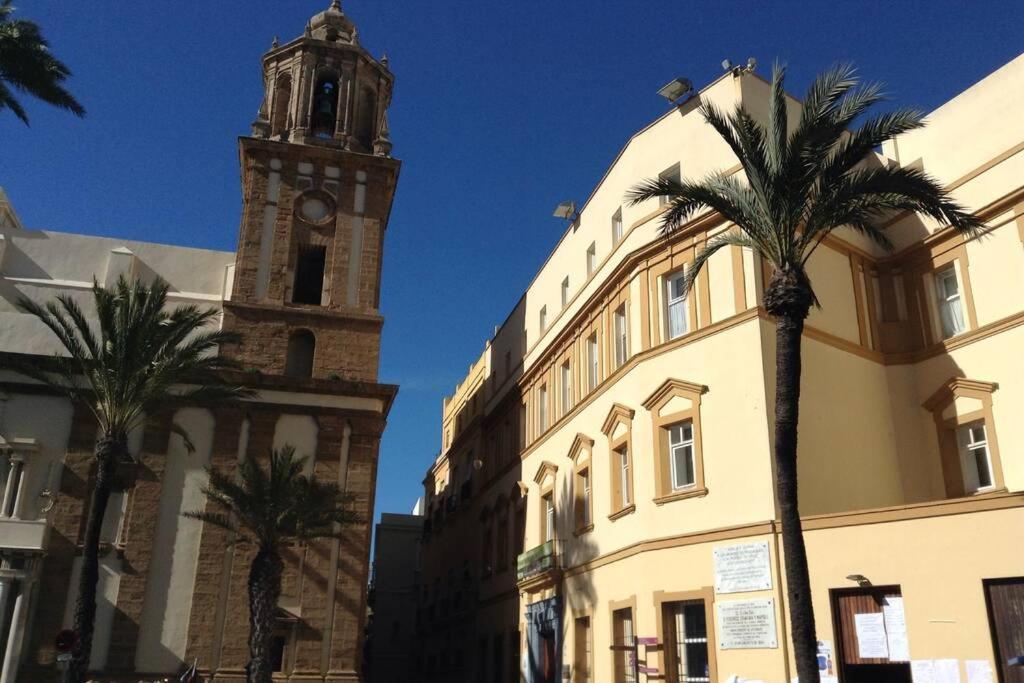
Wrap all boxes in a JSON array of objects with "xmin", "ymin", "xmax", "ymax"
[
  {"xmin": 723, "ymin": 57, "xmax": 758, "ymax": 76},
  {"xmin": 721, "ymin": 59, "xmax": 733, "ymax": 72},
  {"xmin": 746, "ymin": 57, "xmax": 757, "ymax": 72},
  {"xmin": 846, "ymin": 574, "xmax": 872, "ymax": 587},
  {"xmin": 553, "ymin": 200, "xmax": 578, "ymax": 221},
  {"xmin": 657, "ymin": 77, "xmax": 693, "ymax": 103}
]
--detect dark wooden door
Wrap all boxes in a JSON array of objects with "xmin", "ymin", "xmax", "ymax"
[
  {"xmin": 830, "ymin": 586, "xmax": 911, "ymax": 683},
  {"xmin": 984, "ymin": 578, "xmax": 1024, "ymax": 683}
]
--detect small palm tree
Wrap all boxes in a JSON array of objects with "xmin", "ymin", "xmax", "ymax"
[
  {"xmin": 628, "ymin": 64, "xmax": 982, "ymax": 683},
  {"xmin": 16, "ymin": 276, "xmax": 251, "ymax": 683},
  {"xmin": 0, "ymin": 0, "xmax": 85, "ymax": 124},
  {"xmin": 185, "ymin": 446, "xmax": 359, "ymax": 683}
]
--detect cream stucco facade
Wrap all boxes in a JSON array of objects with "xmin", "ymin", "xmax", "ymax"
[{"xmin": 417, "ymin": 56, "xmax": 1024, "ymax": 683}]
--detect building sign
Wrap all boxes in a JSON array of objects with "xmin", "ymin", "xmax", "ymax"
[
  {"xmin": 717, "ymin": 598, "xmax": 778, "ymax": 649},
  {"xmin": 714, "ymin": 541, "xmax": 772, "ymax": 594},
  {"xmin": 517, "ymin": 540, "xmax": 555, "ymax": 582}
]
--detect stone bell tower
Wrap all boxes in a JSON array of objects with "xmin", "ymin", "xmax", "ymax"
[{"xmin": 223, "ymin": 0, "xmax": 399, "ymax": 383}]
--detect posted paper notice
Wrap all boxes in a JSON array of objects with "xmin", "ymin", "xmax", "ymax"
[
  {"xmin": 966, "ymin": 660, "xmax": 993, "ymax": 683},
  {"xmin": 883, "ymin": 597, "xmax": 910, "ymax": 661},
  {"xmin": 854, "ymin": 612, "xmax": 889, "ymax": 659}
]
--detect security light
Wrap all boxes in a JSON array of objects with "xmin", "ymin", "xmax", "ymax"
[
  {"xmin": 657, "ymin": 77, "xmax": 693, "ymax": 103},
  {"xmin": 846, "ymin": 574, "xmax": 872, "ymax": 587},
  {"xmin": 746, "ymin": 57, "xmax": 757, "ymax": 71},
  {"xmin": 553, "ymin": 201, "xmax": 577, "ymax": 220},
  {"xmin": 721, "ymin": 59, "xmax": 733, "ymax": 71}
]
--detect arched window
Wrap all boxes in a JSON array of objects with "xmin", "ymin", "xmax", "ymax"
[
  {"xmin": 271, "ymin": 75, "xmax": 292, "ymax": 137},
  {"xmin": 284, "ymin": 330, "xmax": 316, "ymax": 378},
  {"xmin": 355, "ymin": 86, "xmax": 377, "ymax": 149},
  {"xmin": 311, "ymin": 73, "xmax": 340, "ymax": 138}
]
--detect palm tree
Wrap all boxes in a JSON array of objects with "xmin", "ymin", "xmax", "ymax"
[
  {"xmin": 628, "ymin": 64, "xmax": 982, "ymax": 683},
  {"xmin": 0, "ymin": 0, "xmax": 84, "ymax": 124},
  {"xmin": 184, "ymin": 446, "xmax": 359, "ymax": 683},
  {"xmin": 16, "ymin": 276, "xmax": 251, "ymax": 683}
]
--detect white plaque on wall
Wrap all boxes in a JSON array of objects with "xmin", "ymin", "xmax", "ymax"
[
  {"xmin": 714, "ymin": 541, "xmax": 773, "ymax": 593},
  {"xmin": 717, "ymin": 598, "xmax": 779, "ymax": 649}
]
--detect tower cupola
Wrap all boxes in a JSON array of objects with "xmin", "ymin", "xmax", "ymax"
[{"xmin": 251, "ymin": 0, "xmax": 393, "ymax": 155}]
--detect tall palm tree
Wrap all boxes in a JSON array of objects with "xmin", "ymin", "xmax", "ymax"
[
  {"xmin": 628, "ymin": 64, "xmax": 982, "ymax": 683},
  {"xmin": 16, "ymin": 276, "xmax": 251, "ymax": 683},
  {"xmin": 0, "ymin": 0, "xmax": 84, "ymax": 124},
  {"xmin": 184, "ymin": 446, "xmax": 359, "ymax": 683}
]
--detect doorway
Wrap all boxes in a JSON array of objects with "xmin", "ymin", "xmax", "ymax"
[{"xmin": 830, "ymin": 585, "xmax": 911, "ymax": 683}]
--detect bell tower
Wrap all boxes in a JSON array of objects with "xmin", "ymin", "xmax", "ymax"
[{"xmin": 224, "ymin": 0, "xmax": 399, "ymax": 382}]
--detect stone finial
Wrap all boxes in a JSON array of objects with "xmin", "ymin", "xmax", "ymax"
[
  {"xmin": 373, "ymin": 113, "xmax": 393, "ymax": 157},
  {"xmin": 304, "ymin": 22, "xmax": 312, "ymax": 37},
  {"xmin": 381, "ymin": 53, "xmax": 390, "ymax": 68},
  {"xmin": 271, "ymin": 35, "xmax": 279, "ymax": 48},
  {"xmin": 330, "ymin": 0, "xmax": 342, "ymax": 9}
]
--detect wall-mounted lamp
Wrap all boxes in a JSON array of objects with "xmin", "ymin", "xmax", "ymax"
[
  {"xmin": 553, "ymin": 200, "xmax": 579, "ymax": 227},
  {"xmin": 657, "ymin": 77, "xmax": 694, "ymax": 104},
  {"xmin": 722, "ymin": 57, "xmax": 757, "ymax": 77},
  {"xmin": 846, "ymin": 574, "xmax": 872, "ymax": 587}
]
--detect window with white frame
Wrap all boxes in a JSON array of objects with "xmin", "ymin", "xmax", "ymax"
[
  {"xmin": 665, "ymin": 269, "xmax": 689, "ymax": 340},
  {"xmin": 586, "ymin": 242, "xmax": 597, "ymax": 276},
  {"xmin": 543, "ymin": 492, "xmax": 555, "ymax": 543},
  {"xmin": 539, "ymin": 305, "xmax": 548, "ymax": 332},
  {"xmin": 581, "ymin": 468, "xmax": 591, "ymax": 527},
  {"xmin": 562, "ymin": 277, "xmax": 570, "ymax": 308},
  {"xmin": 561, "ymin": 362, "xmax": 573, "ymax": 413},
  {"xmin": 538, "ymin": 385, "xmax": 548, "ymax": 432},
  {"xmin": 659, "ymin": 163, "xmax": 681, "ymax": 206},
  {"xmin": 958, "ymin": 421, "xmax": 994, "ymax": 493},
  {"xmin": 614, "ymin": 305, "xmax": 628, "ymax": 367},
  {"xmin": 587, "ymin": 333, "xmax": 599, "ymax": 391},
  {"xmin": 668, "ymin": 421, "xmax": 696, "ymax": 490},
  {"xmin": 612, "ymin": 208, "xmax": 623, "ymax": 244},
  {"xmin": 935, "ymin": 266, "xmax": 965, "ymax": 338},
  {"xmin": 618, "ymin": 446, "xmax": 631, "ymax": 507}
]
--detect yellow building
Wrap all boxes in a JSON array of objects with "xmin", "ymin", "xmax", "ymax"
[{"xmin": 417, "ymin": 55, "xmax": 1024, "ymax": 683}]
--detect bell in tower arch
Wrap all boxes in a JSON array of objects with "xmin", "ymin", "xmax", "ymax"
[{"xmin": 311, "ymin": 75, "xmax": 339, "ymax": 139}]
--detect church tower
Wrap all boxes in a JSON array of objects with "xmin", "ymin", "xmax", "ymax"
[{"xmin": 224, "ymin": 0, "xmax": 399, "ymax": 382}]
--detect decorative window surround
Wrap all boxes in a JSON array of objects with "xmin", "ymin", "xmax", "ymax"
[
  {"xmin": 642, "ymin": 378, "xmax": 709, "ymax": 504},
  {"xmin": 568, "ymin": 434, "xmax": 595, "ymax": 535},
  {"xmin": 922, "ymin": 377, "xmax": 1004, "ymax": 498},
  {"xmin": 602, "ymin": 404, "xmax": 635, "ymax": 519}
]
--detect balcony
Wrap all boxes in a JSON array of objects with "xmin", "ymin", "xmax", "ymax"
[
  {"xmin": 515, "ymin": 540, "xmax": 562, "ymax": 593},
  {"xmin": 0, "ymin": 517, "xmax": 48, "ymax": 551}
]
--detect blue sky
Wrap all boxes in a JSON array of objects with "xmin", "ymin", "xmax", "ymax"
[{"xmin": 3, "ymin": 1, "xmax": 1022, "ymax": 528}]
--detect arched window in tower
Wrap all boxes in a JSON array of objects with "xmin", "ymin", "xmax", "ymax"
[
  {"xmin": 355, "ymin": 86, "xmax": 377, "ymax": 149},
  {"xmin": 284, "ymin": 330, "xmax": 316, "ymax": 378},
  {"xmin": 270, "ymin": 75, "xmax": 292, "ymax": 137},
  {"xmin": 311, "ymin": 73, "xmax": 340, "ymax": 139},
  {"xmin": 292, "ymin": 242, "xmax": 327, "ymax": 305}
]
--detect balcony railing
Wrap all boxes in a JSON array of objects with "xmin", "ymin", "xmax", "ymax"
[{"xmin": 515, "ymin": 540, "xmax": 562, "ymax": 592}]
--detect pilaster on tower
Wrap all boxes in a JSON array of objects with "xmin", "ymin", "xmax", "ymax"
[{"xmin": 223, "ymin": 1, "xmax": 400, "ymax": 384}]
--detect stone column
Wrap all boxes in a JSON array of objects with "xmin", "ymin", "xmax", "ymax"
[
  {"xmin": 0, "ymin": 455, "xmax": 22, "ymax": 518},
  {"xmin": 0, "ymin": 581, "xmax": 28, "ymax": 683}
]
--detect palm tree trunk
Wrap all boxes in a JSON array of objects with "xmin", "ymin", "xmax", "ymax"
[
  {"xmin": 247, "ymin": 547, "xmax": 283, "ymax": 683},
  {"xmin": 69, "ymin": 436, "xmax": 123, "ymax": 683},
  {"xmin": 774, "ymin": 312, "xmax": 819, "ymax": 683}
]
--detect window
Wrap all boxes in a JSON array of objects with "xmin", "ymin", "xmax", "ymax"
[
  {"xmin": 561, "ymin": 362, "xmax": 573, "ymax": 414},
  {"xmin": 311, "ymin": 75, "xmax": 339, "ymax": 138},
  {"xmin": 562, "ymin": 277, "xmax": 570, "ymax": 308},
  {"xmin": 958, "ymin": 421, "xmax": 993, "ymax": 493},
  {"xmin": 617, "ymin": 447, "xmax": 631, "ymax": 507},
  {"xmin": 284, "ymin": 330, "xmax": 316, "ymax": 378},
  {"xmin": 496, "ymin": 516, "xmax": 509, "ymax": 570},
  {"xmin": 935, "ymin": 266, "xmax": 965, "ymax": 338},
  {"xmin": 923, "ymin": 377, "xmax": 1003, "ymax": 499},
  {"xmin": 659, "ymin": 163, "xmax": 681, "ymax": 206},
  {"xmin": 612, "ymin": 208, "xmax": 623, "ymax": 244},
  {"xmin": 355, "ymin": 86, "xmax": 377, "ymax": 148},
  {"xmin": 614, "ymin": 305, "xmax": 628, "ymax": 368},
  {"xmin": 574, "ymin": 616, "xmax": 593, "ymax": 683},
  {"xmin": 270, "ymin": 75, "xmax": 292, "ymax": 136},
  {"xmin": 665, "ymin": 269, "xmax": 689, "ymax": 340},
  {"xmin": 539, "ymin": 305, "xmax": 548, "ymax": 332},
  {"xmin": 538, "ymin": 385, "xmax": 548, "ymax": 432},
  {"xmin": 603, "ymin": 404, "xmax": 635, "ymax": 517},
  {"xmin": 578, "ymin": 467, "xmax": 591, "ymax": 528},
  {"xmin": 292, "ymin": 243, "xmax": 326, "ymax": 304},
  {"xmin": 587, "ymin": 334, "xmax": 599, "ymax": 391},
  {"xmin": 270, "ymin": 634, "xmax": 287, "ymax": 672},
  {"xmin": 668, "ymin": 422, "xmax": 696, "ymax": 491},
  {"xmin": 656, "ymin": 594, "xmax": 717, "ymax": 683},
  {"xmin": 612, "ymin": 607, "xmax": 636, "ymax": 683},
  {"xmin": 586, "ymin": 242, "xmax": 597, "ymax": 276},
  {"xmin": 482, "ymin": 526, "xmax": 493, "ymax": 576},
  {"xmin": 644, "ymin": 379, "xmax": 708, "ymax": 503},
  {"xmin": 542, "ymin": 492, "xmax": 555, "ymax": 543}
]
